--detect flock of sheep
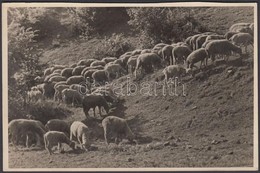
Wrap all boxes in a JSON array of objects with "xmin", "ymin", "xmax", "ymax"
[{"xmin": 9, "ymin": 22, "xmax": 254, "ymax": 155}]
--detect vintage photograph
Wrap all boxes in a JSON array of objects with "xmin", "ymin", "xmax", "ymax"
[{"xmin": 2, "ymin": 2, "xmax": 258, "ymax": 171}]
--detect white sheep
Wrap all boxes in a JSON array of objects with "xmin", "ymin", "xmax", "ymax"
[
  {"xmin": 27, "ymin": 89, "xmax": 44, "ymax": 102},
  {"xmin": 54, "ymin": 81, "xmax": 67, "ymax": 89},
  {"xmin": 44, "ymin": 131, "xmax": 75, "ymax": 155},
  {"xmin": 90, "ymin": 60, "xmax": 106, "ymax": 67},
  {"xmin": 162, "ymin": 45, "xmax": 174, "ymax": 65},
  {"xmin": 81, "ymin": 65, "xmax": 104, "ymax": 76},
  {"xmin": 48, "ymin": 76, "xmax": 66, "ymax": 83},
  {"xmin": 230, "ymin": 33, "xmax": 253, "ymax": 53},
  {"xmin": 186, "ymin": 48, "xmax": 209, "ymax": 73},
  {"xmin": 72, "ymin": 65, "xmax": 86, "ymax": 76},
  {"xmin": 127, "ymin": 56, "xmax": 138, "ymax": 74},
  {"xmin": 54, "ymin": 84, "xmax": 70, "ymax": 101},
  {"xmin": 162, "ymin": 65, "xmax": 187, "ymax": 82},
  {"xmin": 102, "ymin": 116, "xmax": 135, "ymax": 145},
  {"xmin": 70, "ymin": 121, "xmax": 92, "ymax": 151},
  {"xmin": 205, "ymin": 35, "xmax": 225, "ymax": 42}
]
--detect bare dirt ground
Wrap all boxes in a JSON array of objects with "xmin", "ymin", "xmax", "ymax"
[{"xmin": 9, "ymin": 54, "xmax": 254, "ymax": 168}]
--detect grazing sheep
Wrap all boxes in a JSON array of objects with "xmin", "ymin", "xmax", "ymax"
[
  {"xmin": 61, "ymin": 68, "xmax": 73, "ymax": 79},
  {"xmin": 8, "ymin": 119, "xmax": 46, "ymax": 147},
  {"xmin": 131, "ymin": 49, "xmax": 142, "ymax": 56},
  {"xmin": 230, "ymin": 33, "xmax": 253, "ymax": 53},
  {"xmin": 54, "ymin": 84, "xmax": 70, "ymax": 101},
  {"xmin": 205, "ymin": 35, "xmax": 225, "ymax": 42},
  {"xmin": 44, "ymin": 131, "xmax": 75, "ymax": 155},
  {"xmin": 90, "ymin": 60, "xmax": 106, "ymax": 67},
  {"xmin": 119, "ymin": 55, "xmax": 131, "ymax": 69},
  {"xmin": 195, "ymin": 35, "xmax": 208, "ymax": 50},
  {"xmin": 134, "ymin": 53, "xmax": 162, "ymax": 78},
  {"xmin": 127, "ymin": 56, "xmax": 138, "ymax": 74},
  {"xmin": 83, "ymin": 69, "xmax": 98, "ymax": 81},
  {"xmin": 44, "ymin": 68, "xmax": 53, "ymax": 77},
  {"xmin": 224, "ymin": 31, "xmax": 239, "ymax": 40},
  {"xmin": 66, "ymin": 75, "xmax": 85, "ymax": 85},
  {"xmin": 190, "ymin": 34, "xmax": 203, "ymax": 50},
  {"xmin": 82, "ymin": 94, "xmax": 110, "ymax": 118},
  {"xmin": 205, "ymin": 40, "xmax": 242, "ymax": 63},
  {"xmin": 102, "ymin": 57, "xmax": 117, "ymax": 64},
  {"xmin": 104, "ymin": 64, "xmax": 126, "ymax": 81},
  {"xmin": 163, "ymin": 65, "xmax": 187, "ymax": 82},
  {"xmin": 92, "ymin": 70, "xmax": 108, "ymax": 85},
  {"xmin": 78, "ymin": 59, "xmax": 96, "ymax": 66},
  {"xmin": 237, "ymin": 26, "xmax": 253, "ymax": 35},
  {"xmin": 53, "ymin": 69, "xmax": 62, "ymax": 74},
  {"xmin": 172, "ymin": 46, "xmax": 192, "ymax": 65},
  {"xmin": 70, "ymin": 63, "xmax": 77, "ymax": 68},
  {"xmin": 50, "ymin": 65, "xmax": 66, "ymax": 73},
  {"xmin": 186, "ymin": 48, "xmax": 209, "ymax": 72},
  {"xmin": 44, "ymin": 73, "xmax": 60, "ymax": 83},
  {"xmin": 45, "ymin": 119, "xmax": 70, "ymax": 136},
  {"xmin": 72, "ymin": 65, "xmax": 86, "ymax": 76},
  {"xmin": 42, "ymin": 82, "xmax": 55, "ymax": 99},
  {"xmin": 102, "ymin": 116, "xmax": 135, "ymax": 145},
  {"xmin": 70, "ymin": 121, "xmax": 91, "ymax": 150},
  {"xmin": 162, "ymin": 45, "xmax": 174, "ymax": 65},
  {"xmin": 141, "ymin": 49, "xmax": 152, "ymax": 54},
  {"xmin": 184, "ymin": 36, "xmax": 193, "ymax": 46},
  {"xmin": 81, "ymin": 66, "xmax": 104, "ymax": 76},
  {"xmin": 153, "ymin": 43, "xmax": 168, "ymax": 50},
  {"xmin": 49, "ymin": 76, "xmax": 66, "ymax": 83},
  {"xmin": 54, "ymin": 81, "xmax": 67, "ymax": 89},
  {"xmin": 69, "ymin": 84, "xmax": 88, "ymax": 94},
  {"xmin": 62, "ymin": 89, "xmax": 83, "ymax": 106}
]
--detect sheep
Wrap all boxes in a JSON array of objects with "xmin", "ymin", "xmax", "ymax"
[
  {"xmin": 205, "ymin": 39, "xmax": 242, "ymax": 63},
  {"xmin": 62, "ymin": 88, "xmax": 83, "ymax": 106},
  {"xmin": 161, "ymin": 45, "xmax": 174, "ymax": 65},
  {"xmin": 119, "ymin": 55, "xmax": 132, "ymax": 69},
  {"xmin": 102, "ymin": 57, "xmax": 117, "ymax": 64},
  {"xmin": 91, "ymin": 87, "xmax": 118, "ymax": 104},
  {"xmin": 44, "ymin": 68, "xmax": 53, "ymax": 77},
  {"xmin": 66, "ymin": 75, "xmax": 85, "ymax": 85},
  {"xmin": 184, "ymin": 36, "xmax": 193, "ymax": 46},
  {"xmin": 69, "ymin": 84, "xmax": 88, "ymax": 95},
  {"xmin": 230, "ymin": 33, "xmax": 253, "ymax": 53},
  {"xmin": 141, "ymin": 49, "xmax": 152, "ymax": 54},
  {"xmin": 153, "ymin": 43, "xmax": 168, "ymax": 50},
  {"xmin": 8, "ymin": 119, "xmax": 46, "ymax": 148},
  {"xmin": 44, "ymin": 131, "xmax": 75, "ymax": 155},
  {"xmin": 70, "ymin": 63, "xmax": 77, "ymax": 68},
  {"xmin": 82, "ymin": 94, "xmax": 110, "ymax": 118},
  {"xmin": 83, "ymin": 69, "xmax": 98, "ymax": 81},
  {"xmin": 237, "ymin": 26, "xmax": 253, "ymax": 35},
  {"xmin": 61, "ymin": 68, "xmax": 73, "ymax": 78},
  {"xmin": 77, "ymin": 59, "xmax": 96, "ymax": 66},
  {"xmin": 53, "ymin": 69, "xmax": 62, "ymax": 75},
  {"xmin": 162, "ymin": 65, "xmax": 187, "ymax": 82},
  {"xmin": 127, "ymin": 56, "xmax": 138, "ymax": 74},
  {"xmin": 102, "ymin": 116, "xmax": 135, "ymax": 145},
  {"xmin": 134, "ymin": 53, "xmax": 162, "ymax": 78},
  {"xmin": 186, "ymin": 48, "xmax": 209, "ymax": 73},
  {"xmin": 72, "ymin": 65, "xmax": 86, "ymax": 76},
  {"xmin": 205, "ymin": 35, "xmax": 225, "ymax": 42},
  {"xmin": 54, "ymin": 81, "xmax": 67, "ymax": 89},
  {"xmin": 54, "ymin": 84, "xmax": 70, "ymax": 101},
  {"xmin": 190, "ymin": 34, "xmax": 203, "ymax": 50},
  {"xmin": 104, "ymin": 64, "xmax": 126, "ymax": 81},
  {"xmin": 131, "ymin": 49, "xmax": 142, "ymax": 56},
  {"xmin": 48, "ymin": 76, "xmax": 66, "ymax": 83},
  {"xmin": 42, "ymin": 82, "xmax": 55, "ymax": 99},
  {"xmin": 92, "ymin": 70, "xmax": 108, "ymax": 85},
  {"xmin": 224, "ymin": 31, "xmax": 239, "ymax": 40},
  {"xmin": 44, "ymin": 73, "xmax": 60, "ymax": 83},
  {"xmin": 81, "ymin": 65, "xmax": 104, "ymax": 76},
  {"xmin": 90, "ymin": 60, "xmax": 106, "ymax": 67},
  {"xmin": 27, "ymin": 89, "xmax": 44, "ymax": 102},
  {"xmin": 50, "ymin": 65, "xmax": 66, "ymax": 73},
  {"xmin": 172, "ymin": 46, "xmax": 192, "ymax": 65},
  {"xmin": 195, "ymin": 35, "xmax": 208, "ymax": 50},
  {"xmin": 70, "ymin": 121, "xmax": 91, "ymax": 150},
  {"xmin": 45, "ymin": 119, "xmax": 70, "ymax": 137},
  {"xmin": 229, "ymin": 23, "xmax": 251, "ymax": 32},
  {"xmin": 113, "ymin": 59, "xmax": 124, "ymax": 66}
]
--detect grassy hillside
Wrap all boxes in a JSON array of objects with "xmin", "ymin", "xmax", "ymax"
[{"xmin": 8, "ymin": 6, "xmax": 255, "ymax": 168}]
